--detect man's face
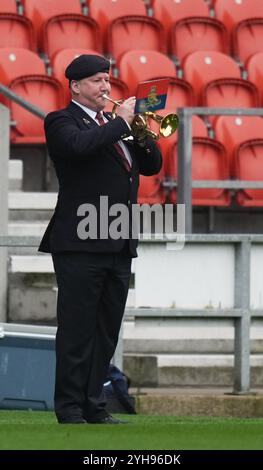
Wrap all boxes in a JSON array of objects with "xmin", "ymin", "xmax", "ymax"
[{"xmin": 71, "ymin": 72, "xmax": 111, "ymax": 111}]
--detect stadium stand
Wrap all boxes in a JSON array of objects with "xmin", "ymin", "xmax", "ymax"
[
  {"xmin": 183, "ymin": 51, "xmax": 260, "ymax": 124},
  {"xmin": 214, "ymin": 116, "xmax": 263, "ymax": 176},
  {"xmin": 235, "ymin": 139, "xmax": 263, "ymax": 207},
  {"xmin": 23, "ymin": 0, "xmax": 102, "ymax": 59},
  {"xmin": 247, "ymin": 52, "xmax": 263, "ymax": 106}
]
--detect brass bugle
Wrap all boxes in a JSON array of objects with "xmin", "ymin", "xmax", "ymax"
[{"xmin": 102, "ymin": 94, "xmax": 178, "ymax": 140}]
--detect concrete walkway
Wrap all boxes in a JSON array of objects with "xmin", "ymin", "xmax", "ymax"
[{"xmin": 132, "ymin": 388, "xmax": 263, "ymax": 418}]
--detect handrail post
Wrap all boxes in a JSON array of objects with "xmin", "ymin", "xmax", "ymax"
[
  {"xmin": 177, "ymin": 108, "xmax": 193, "ymax": 234},
  {"xmin": 234, "ymin": 240, "xmax": 251, "ymax": 393},
  {"xmin": 0, "ymin": 104, "xmax": 10, "ymax": 322}
]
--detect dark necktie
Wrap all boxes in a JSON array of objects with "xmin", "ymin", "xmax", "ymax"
[{"xmin": 95, "ymin": 112, "xmax": 131, "ymax": 172}]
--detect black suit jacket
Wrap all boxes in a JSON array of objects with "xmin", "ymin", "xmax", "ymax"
[{"xmin": 39, "ymin": 101, "xmax": 162, "ymax": 257}]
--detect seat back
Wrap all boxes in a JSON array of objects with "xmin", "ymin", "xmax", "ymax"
[
  {"xmin": 153, "ymin": 0, "xmax": 209, "ymax": 36},
  {"xmin": 165, "ymin": 78, "xmax": 195, "ymax": 109},
  {"xmin": 204, "ymin": 78, "xmax": 259, "ymax": 123},
  {"xmin": 138, "ymin": 170, "xmax": 166, "ymax": 205},
  {"xmin": 169, "ymin": 137, "xmax": 230, "ymax": 206},
  {"xmin": 0, "ymin": 0, "xmax": 17, "ymax": 13},
  {"xmin": 23, "ymin": 0, "xmax": 91, "ymax": 55},
  {"xmin": 235, "ymin": 139, "xmax": 263, "ymax": 206},
  {"xmin": 0, "ymin": 14, "xmax": 36, "ymax": 50},
  {"xmin": 9, "ymin": 75, "xmax": 64, "ymax": 144},
  {"xmin": 234, "ymin": 18, "xmax": 263, "ymax": 64},
  {"xmin": 43, "ymin": 15, "xmax": 102, "ymax": 59},
  {"xmin": 215, "ymin": 0, "xmax": 263, "ymax": 32},
  {"xmin": 109, "ymin": 16, "xmax": 165, "ymax": 63},
  {"xmin": 170, "ymin": 17, "xmax": 229, "ymax": 62},
  {"xmin": 0, "ymin": 48, "xmax": 45, "ymax": 87},
  {"xmin": 183, "ymin": 51, "xmax": 240, "ymax": 103},
  {"xmin": 163, "ymin": 114, "xmax": 208, "ymax": 176},
  {"xmin": 247, "ymin": 51, "xmax": 263, "ymax": 105},
  {"xmin": 118, "ymin": 50, "xmax": 176, "ymax": 95},
  {"xmin": 215, "ymin": 116, "xmax": 263, "ymax": 176},
  {"xmin": 89, "ymin": 0, "xmax": 146, "ymax": 48}
]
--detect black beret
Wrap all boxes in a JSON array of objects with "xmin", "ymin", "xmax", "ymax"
[{"xmin": 65, "ymin": 54, "xmax": 110, "ymax": 81}]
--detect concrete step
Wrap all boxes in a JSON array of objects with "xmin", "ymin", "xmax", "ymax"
[
  {"xmin": 8, "ymin": 160, "xmax": 23, "ymax": 191},
  {"xmin": 124, "ymin": 353, "xmax": 263, "ymax": 388},
  {"xmin": 134, "ymin": 388, "xmax": 263, "ymax": 418},
  {"xmin": 8, "ymin": 221, "xmax": 49, "ymax": 237}
]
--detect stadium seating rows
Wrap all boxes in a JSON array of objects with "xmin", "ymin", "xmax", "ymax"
[{"xmin": 1, "ymin": 0, "xmax": 263, "ymax": 206}]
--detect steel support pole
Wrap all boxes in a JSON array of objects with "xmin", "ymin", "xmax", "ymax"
[
  {"xmin": 177, "ymin": 108, "xmax": 193, "ymax": 234},
  {"xmin": 0, "ymin": 105, "xmax": 10, "ymax": 322},
  {"xmin": 234, "ymin": 241, "xmax": 251, "ymax": 393}
]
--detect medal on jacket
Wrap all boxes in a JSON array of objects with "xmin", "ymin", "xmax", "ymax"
[{"xmin": 83, "ymin": 118, "xmax": 91, "ymax": 125}]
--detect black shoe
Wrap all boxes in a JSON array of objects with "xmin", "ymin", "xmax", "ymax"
[
  {"xmin": 86, "ymin": 414, "xmax": 128, "ymax": 424},
  {"xmin": 58, "ymin": 417, "xmax": 87, "ymax": 424}
]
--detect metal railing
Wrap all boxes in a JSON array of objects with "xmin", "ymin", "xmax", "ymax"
[{"xmin": 176, "ymin": 107, "xmax": 263, "ymax": 234}]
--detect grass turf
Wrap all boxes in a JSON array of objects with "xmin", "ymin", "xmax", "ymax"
[{"xmin": 0, "ymin": 411, "xmax": 263, "ymax": 450}]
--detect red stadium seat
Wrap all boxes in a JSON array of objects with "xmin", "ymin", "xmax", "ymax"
[
  {"xmin": 89, "ymin": 0, "xmax": 146, "ymax": 50},
  {"xmin": 109, "ymin": 16, "xmax": 166, "ymax": 64},
  {"xmin": 165, "ymin": 78, "xmax": 196, "ymax": 109},
  {"xmin": 154, "ymin": 113, "xmax": 207, "ymax": 180},
  {"xmin": 215, "ymin": 116, "xmax": 263, "ymax": 176},
  {"xmin": 233, "ymin": 18, "xmax": 263, "ymax": 64},
  {"xmin": 9, "ymin": 75, "xmax": 64, "ymax": 144},
  {"xmin": 168, "ymin": 137, "xmax": 230, "ymax": 206},
  {"xmin": 235, "ymin": 139, "xmax": 263, "ymax": 207},
  {"xmin": 118, "ymin": 50, "xmax": 176, "ymax": 95},
  {"xmin": 215, "ymin": 0, "xmax": 263, "ymax": 33},
  {"xmin": 0, "ymin": 0, "xmax": 17, "ymax": 13},
  {"xmin": 138, "ymin": 170, "xmax": 166, "ymax": 204},
  {"xmin": 170, "ymin": 17, "xmax": 229, "ymax": 62},
  {"xmin": 183, "ymin": 51, "xmax": 259, "ymax": 124},
  {"xmin": 0, "ymin": 13, "xmax": 36, "ymax": 50},
  {"xmin": 153, "ymin": 0, "xmax": 209, "ymax": 38},
  {"xmin": 215, "ymin": 0, "xmax": 263, "ymax": 63},
  {"xmin": 247, "ymin": 52, "xmax": 263, "ymax": 105},
  {"xmin": 163, "ymin": 115, "xmax": 208, "ymax": 175},
  {"xmin": 24, "ymin": 0, "xmax": 101, "ymax": 59},
  {"xmin": 0, "ymin": 48, "xmax": 64, "ymax": 144},
  {"xmin": 0, "ymin": 48, "xmax": 45, "ymax": 84}
]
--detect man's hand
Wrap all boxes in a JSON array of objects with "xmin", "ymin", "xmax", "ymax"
[{"xmin": 117, "ymin": 97, "xmax": 136, "ymax": 124}]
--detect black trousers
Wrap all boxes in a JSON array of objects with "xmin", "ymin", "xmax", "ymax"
[{"xmin": 52, "ymin": 251, "xmax": 132, "ymax": 422}]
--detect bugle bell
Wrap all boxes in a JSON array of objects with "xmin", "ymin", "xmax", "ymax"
[{"xmin": 102, "ymin": 94, "xmax": 178, "ymax": 141}]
